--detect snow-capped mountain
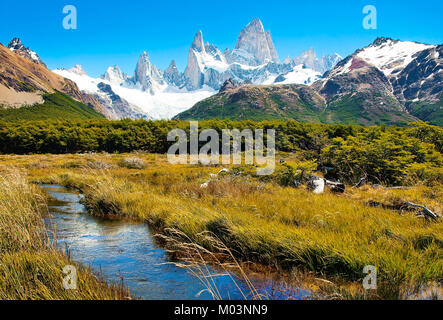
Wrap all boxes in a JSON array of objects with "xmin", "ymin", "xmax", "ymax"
[
  {"xmin": 134, "ymin": 51, "xmax": 165, "ymax": 94},
  {"xmin": 182, "ymin": 18, "xmax": 339, "ymax": 91},
  {"xmin": 8, "ymin": 38, "xmax": 46, "ymax": 67},
  {"xmin": 177, "ymin": 37, "xmax": 441, "ymax": 125},
  {"xmin": 391, "ymin": 44, "xmax": 442, "ymax": 104},
  {"xmin": 315, "ymin": 38, "xmax": 436, "ymax": 91},
  {"xmin": 54, "ymin": 18, "xmax": 341, "ymax": 120},
  {"xmin": 293, "ymin": 49, "xmax": 342, "ymax": 75},
  {"xmin": 355, "ymin": 37, "xmax": 434, "ymax": 76},
  {"xmin": 54, "ymin": 65, "xmax": 215, "ymax": 120},
  {"xmin": 233, "ymin": 17, "xmax": 280, "ymax": 65},
  {"xmin": 103, "ymin": 65, "xmax": 129, "ymax": 85},
  {"xmin": 54, "ymin": 65, "xmax": 148, "ymax": 120},
  {"xmin": 312, "ymin": 37, "xmax": 441, "ymax": 125}
]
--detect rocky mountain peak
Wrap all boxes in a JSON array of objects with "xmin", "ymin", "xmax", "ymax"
[
  {"xmin": 134, "ymin": 51, "xmax": 164, "ymax": 93},
  {"xmin": 164, "ymin": 60, "xmax": 186, "ymax": 88},
  {"xmin": 235, "ymin": 18, "xmax": 278, "ymax": 65},
  {"xmin": 265, "ymin": 30, "xmax": 279, "ymax": 63},
  {"xmin": 293, "ymin": 49, "xmax": 341, "ymax": 75},
  {"xmin": 283, "ymin": 56, "xmax": 292, "ymax": 64},
  {"xmin": 8, "ymin": 38, "xmax": 25, "ymax": 51},
  {"xmin": 295, "ymin": 49, "xmax": 318, "ymax": 66},
  {"xmin": 103, "ymin": 65, "xmax": 127, "ymax": 84},
  {"xmin": 168, "ymin": 60, "xmax": 177, "ymax": 69},
  {"xmin": 69, "ymin": 65, "xmax": 87, "ymax": 76},
  {"xmin": 7, "ymin": 37, "xmax": 46, "ymax": 67},
  {"xmin": 184, "ymin": 31, "xmax": 207, "ymax": 90},
  {"xmin": 191, "ymin": 31, "xmax": 205, "ymax": 53},
  {"xmin": 371, "ymin": 37, "xmax": 394, "ymax": 47},
  {"xmin": 245, "ymin": 18, "xmax": 265, "ymax": 32}
]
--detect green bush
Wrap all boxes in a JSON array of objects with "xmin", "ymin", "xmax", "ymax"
[{"xmin": 0, "ymin": 119, "xmax": 441, "ymax": 186}]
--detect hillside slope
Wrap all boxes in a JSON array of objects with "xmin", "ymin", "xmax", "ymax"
[
  {"xmin": 312, "ymin": 56, "xmax": 417, "ymax": 125},
  {"xmin": 0, "ymin": 43, "xmax": 105, "ymax": 119},
  {"xmin": 177, "ymin": 38, "xmax": 443, "ymax": 125},
  {"xmin": 0, "ymin": 91, "xmax": 105, "ymax": 121},
  {"xmin": 175, "ymin": 80, "xmax": 326, "ymax": 121},
  {"xmin": 175, "ymin": 78, "xmax": 416, "ymax": 125}
]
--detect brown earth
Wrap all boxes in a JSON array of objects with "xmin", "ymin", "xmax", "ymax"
[{"xmin": 0, "ymin": 43, "xmax": 105, "ymax": 114}]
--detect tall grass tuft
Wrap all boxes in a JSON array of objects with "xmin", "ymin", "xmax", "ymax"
[
  {"xmin": 157, "ymin": 228, "xmax": 266, "ymax": 300},
  {"xmin": 0, "ymin": 169, "xmax": 130, "ymax": 300}
]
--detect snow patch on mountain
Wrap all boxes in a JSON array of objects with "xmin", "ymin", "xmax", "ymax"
[
  {"xmin": 54, "ymin": 66, "xmax": 215, "ymax": 120},
  {"xmin": 111, "ymin": 84, "xmax": 216, "ymax": 120},
  {"xmin": 356, "ymin": 38, "xmax": 435, "ymax": 76},
  {"xmin": 8, "ymin": 38, "xmax": 46, "ymax": 67},
  {"xmin": 54, "ymin": 18, "xmax": 341, "ymax": 120},
  {"xmin": 273, "ymin": 65, "xmax": 322, "ymax": 85},
  {"xmin": 103, "ymin": 65, "xmax": 128, "ymax": 85}
]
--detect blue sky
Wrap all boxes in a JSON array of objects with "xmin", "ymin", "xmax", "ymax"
[{"xmin": 1, "ymin": 0, "xmax": 442, "ymax": 77}]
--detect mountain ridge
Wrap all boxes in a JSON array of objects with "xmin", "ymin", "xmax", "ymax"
[
  {"xmin": 50, "ymin": 18, "xmax": 341, "ymax": 120},
  {"xmin": 2, "ymin": 24, "xmax": 441, "ymax": 125},
  {"xmin": 0, "ymin": 42, "xmax": 105, "ymax": 118},
  {"xmin": 176, "ymin": 37, "xmax": 442, "ymax": 125}
]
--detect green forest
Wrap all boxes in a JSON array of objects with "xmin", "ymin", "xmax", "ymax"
[{"xmin": 0, "ymin": 119, "xmax": 441, "ymax": 186}]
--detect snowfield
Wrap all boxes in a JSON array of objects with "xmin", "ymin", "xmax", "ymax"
[
  {"xmin": 269, "ymin": 65, "xmax": 321, "ymax": 85},
  {"xmin": 54, "ymin": 68, "xmax": 216, "ymax": 120},
  {"xmin": 357, "ymin": 39, "xmax": 435, "ymax": 76}
]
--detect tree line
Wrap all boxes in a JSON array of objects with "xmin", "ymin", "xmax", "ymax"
[{"xmin": 0, "ymin": 119, "xmax": 441, "ymax": 185}]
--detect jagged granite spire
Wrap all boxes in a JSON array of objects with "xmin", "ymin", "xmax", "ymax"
[
  {"xmin": 164, "ymin": 60, "xmax": 187, "ymax": 88},
  {"xmin": 184, "ymin": 31, "xmax": 206, "ymax": 90},
  {"xmin": 134, "ymin": 51, "xmax": 164, "ymax": 93},
  {"xmin": 191, "ymin": 30, "xmax": 205, "ymax": 52},
  {"xmin": 235, "ymin": 18, "xmax": 279, "ymax": 65},
  {"xmin": 103, "ymin": 65, "xmax": 127, "ymax": 84},
  {"xmin": 266, "ymin": 30, "xmax": 279, "ymax": 63}
]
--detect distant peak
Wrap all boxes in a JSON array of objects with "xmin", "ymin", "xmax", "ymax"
[
  {"xmin": 8, "ymin": 38, "xmax": 23, "ymax": 49},
  {"xmin": 7, "ymin": 37, "xmax": 47, "ymax": 67},
  {"xmin": 107, "ymin": 65, "xmax": 122, "ymax": 72},
  {"xmin": 235, "ymin": 18, "xmax": 278, "ymax": 64},
  {"xmin": 191, "ymin": 30, "xmax": 205, "ymax": 52},
  {"xmin": 69, "ymin": 65, "xmax": 86, "ymax": 76},
  {"xmin": 283, "ymin": 56, "xmax": 292, "ymax": 64},
  {"xmin": 243, "ymin": 18, "xmax": 265, "ymax": 33},
  {"xmin": 371, "ymin": 37, "xmax": 394, "ymax": 46},
  {"xmin": 169, "ymin": 60, "xmax": 177, "ymax": 68},
  {"xmin": 138, "ymin": 51, "xmax": 152, "ymax": 64},
  {"xmin": 250, "ymin": 18, "xmax": 263, "ymax": 27}
]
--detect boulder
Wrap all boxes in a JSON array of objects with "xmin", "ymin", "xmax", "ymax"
[
  {"xmin": 307, "ymin": 176, "xmax": 325, "ymax": 194},
  {"xmin": 325, "ymin": 180, "xmax": 345, "ymax": 193}
]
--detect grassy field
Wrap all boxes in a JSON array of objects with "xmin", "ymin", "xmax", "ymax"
[
  {"xmin": 1, "ymin": 152, "xmax": 441, "ymax": 299},
  {"xmin": 0, "ymin": 169, "xmax": 129, "ymax": 300}
]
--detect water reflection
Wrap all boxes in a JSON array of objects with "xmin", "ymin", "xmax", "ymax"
[{"xmin": 42, "ymin": 185, "xmax": 312, "ymax": 300}]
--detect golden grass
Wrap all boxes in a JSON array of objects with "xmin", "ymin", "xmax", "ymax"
[
  {"xmin": 1, "ymin": 153, "xmax": 442, "ymax": 299},
  {"xmin": 0, "ymin": 169, "xmax": 130, "ymax": 300}
]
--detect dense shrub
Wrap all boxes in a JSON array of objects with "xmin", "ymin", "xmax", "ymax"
[{"xmin": 0, "ymin": 119, "xmax": 441, "ymax": 186}]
